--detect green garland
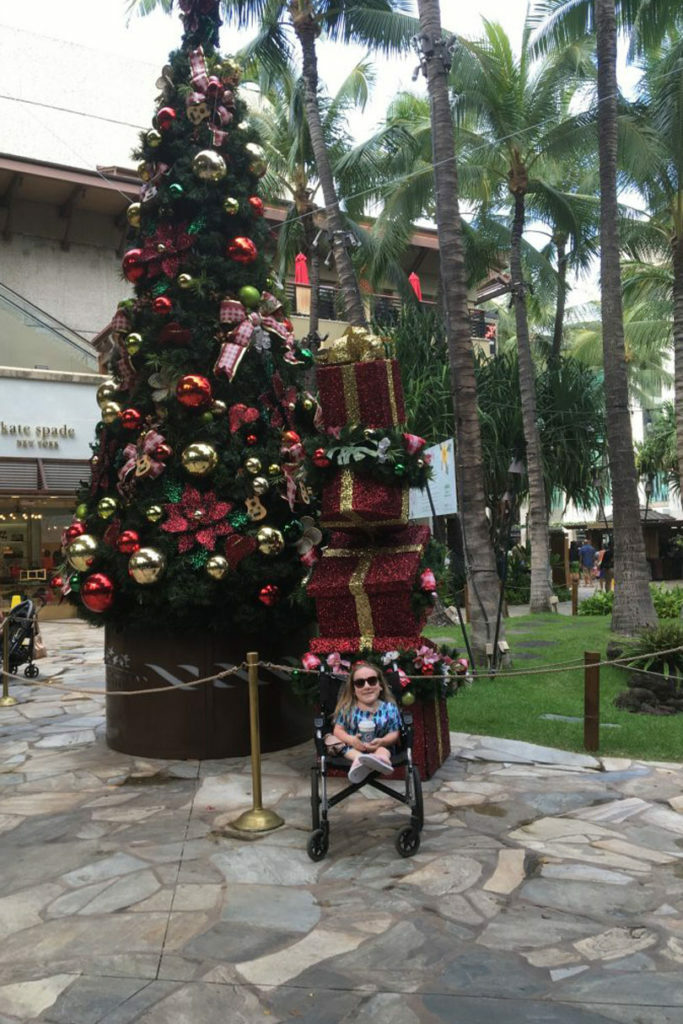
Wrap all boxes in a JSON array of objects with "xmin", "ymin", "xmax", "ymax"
[{"xmin": 302, "ymin": 426, "xmax": 432, "ymax": 491}]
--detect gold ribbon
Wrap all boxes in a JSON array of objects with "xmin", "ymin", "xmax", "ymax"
[{"xmin": 316, "ymin": 325, "xmax": 391, "ymax": 365}]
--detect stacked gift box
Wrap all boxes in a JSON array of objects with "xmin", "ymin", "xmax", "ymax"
[{"xmin": 307, "ymin": 334, "xmax": 451, "ymax": 779}]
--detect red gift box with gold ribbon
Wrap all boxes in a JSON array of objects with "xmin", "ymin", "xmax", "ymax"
[
  {"xmin": 307, "ymin": 525, "xmax": 430, "ymax": 644},
  {"xmin": 317, "ymin": 358, "xmax": 405, "ymax": 429},
  {"xmin": 320, "ymin": 470, "xmax": 409, "ymax": 531}
]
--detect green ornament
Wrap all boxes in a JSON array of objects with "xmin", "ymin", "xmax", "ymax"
[
  {"xmin": 238, "ymin": 285, "xmax": 261, "ymax": 309},
  {"xmin": 69, "ymin": 573, "xmax": 81, "ymax": 593},
  {"xmin": 75, "ymin": 503, "xmax": 88, "ymax": 520},
  {"xmin": 300, "ymin": 348, "xmax": 313, "ymax": 361},
  {"xmin": 228, "ymin": 511, "xmax": 250, "ymax": 530},
  {"xmin": 169, "ymin": 183, "xmax": 184, "ymax": 198},
  {"xmin": 223, "ymin": 196, "xmax": 240, "ymax": 215},
  {"xmin": 394, "ymin": 462, "xmax": 406, "ymax": 477},
  {"xmin": 201, "ymin": 412, "xmax": 214, "ymax": 425},
  {"xmin": 291, "ymin": 669, "xmax": 300, "ymax": 681}
]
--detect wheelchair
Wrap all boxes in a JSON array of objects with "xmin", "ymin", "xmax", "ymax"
[{"xmin": 307, "ymin": 671, "xmax": 424, "ymax": 862}]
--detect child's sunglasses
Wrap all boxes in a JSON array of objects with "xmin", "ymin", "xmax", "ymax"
[{"xmin": 353, "ymin": 675, "xmax": 379, "ymax": 688}]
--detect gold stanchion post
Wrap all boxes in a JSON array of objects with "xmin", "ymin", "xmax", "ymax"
[
  {"xmin": 231, "ymin": 651, "xmax": 284, "ymax": 832},
  {"xmin": 1, "ymin": 621, "xmax": 18, "ymax": 708}
]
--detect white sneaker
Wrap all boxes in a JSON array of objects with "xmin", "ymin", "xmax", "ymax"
[
  {"xmin": 358, "ymin": 753, "xmax": 394, "ymax": 776},
  {"xmin": 348, "ymin": 759, "xmax": 371, "ymax": 784}
]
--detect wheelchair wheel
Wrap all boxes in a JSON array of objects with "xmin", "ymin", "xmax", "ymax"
[
  {"xmin": 307, "ymin": 828, "xmax": 329, "ymax": 862},
  {"xmin": 24, "ymin": 664, "xmax": 39, "ymax": 679},
  {"xmin": 395, "ymin": 825, "xmax": 421, "ymax": 858}
]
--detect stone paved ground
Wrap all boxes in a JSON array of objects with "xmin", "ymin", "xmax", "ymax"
[{"xmin": 2, "ymin": 622, "xmax": 683, "ymax": 1023}]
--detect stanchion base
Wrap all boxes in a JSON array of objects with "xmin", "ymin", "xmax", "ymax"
[
  {"xmin": 231, "ymin": 807, "xmax": 284, "ymax": 832},
  {"xmin": 0, "ymin": 696, "xmax": 18, "ymax": 707}
]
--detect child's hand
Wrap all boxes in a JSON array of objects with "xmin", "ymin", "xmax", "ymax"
[{"xmin": 366, "ymin": 738, "xmax": 384, "ymax": 751}]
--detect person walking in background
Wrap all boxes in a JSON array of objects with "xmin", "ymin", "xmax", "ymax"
[
  {"xmin": 601, "ymin": 542, "xmax": 614, "ymax": 591},
  {"xmin": 578, "ymin": 539, "xmax": 597, "ymax": 585},
  {"xmin": 594, "ymin": 546, "xmax": 606, "ymax": 590}
]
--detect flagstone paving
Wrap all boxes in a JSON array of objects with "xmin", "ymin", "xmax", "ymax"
[{"xmin": 1, "ymin": 621, "xmax": 683, "ymax": 1021}]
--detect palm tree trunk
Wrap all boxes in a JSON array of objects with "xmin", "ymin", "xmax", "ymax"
[
  {"xmin": 672, "ymin": 236, "xmax": 683, "ymax": 496},
  {"xmin": 292, "ymin": 10, "xmax": 368, "ymax": 328},
  {"xmin": 415, "ymin": 0, "xmax": 505, "ymax": 665},
  {"xmin": 551, "ymin": 234, "xmax": 568, "ymax": 362},
  {"xmin": 596, "ymin": 0, "xmax": 656, "ymax": 632},
  {"xmin": 510, "ymin": 191, "xmax": 554, "ymax": 612}
]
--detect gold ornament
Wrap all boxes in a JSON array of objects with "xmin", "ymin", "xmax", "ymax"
[
  {"xmin": 137, "ymin": 161, "xmax": 152, "ymax": 182},
  {"xmin": 96, "ymin": 380, "xmax": 118, "ymax": 406},
  {"xmin": 177, "ymin": 273, "xmax": 193, "ymax": 289},
  {"xmin": 302, "ymin": 397, "xmax": 315, "ymax": 412},
  {"xmin": 156, "ymin": 242, "xmax": 166, "ymax": 253},
  {"xmin": 245, "ymin": 142, "xmax": 267, "ymax": 177},
  {"xmin": 211, "ymin": 399, "xmax": 227, "ymax": 416},
  {"xmin": 257, "ymin": 526, "xmax": 284, "ymax": 556},
  {"xmin": 126, "ymin": 203, "xmax": 141, "ymax": 228},
  {"xmin": 244, "ymin": 457, "xmax": 262, "ymax": 475},
  {"xmin": 125, "ymin": 332, "xmax": 143, "ymax": 355},
  {"xmin": 416, "ymin": 458, "xmax": 425, "ymax": 469},
  {"xmin": 205, "ymin": 555, "xmax": 229, "ymax": 580},
  {"xmin": 252, "ymin": 476, "xmax": 269, "ymax": 495},
  {"xmin": 181, "ymin": 443, "xmax": 218, "ymax": 475},
  {"xmin": 192, "ymin": 150, "xmax": 227, "ymax": 182},
  {"xmin": 67, "ymin": 534, "xmax": 98, "ymax": 572},
  {"xmin": 146, "ymin": 504, "xmax": 163, "ymax": 523},
  {"xmin": 100, "ymin": 402, "xmax": 122, "ymax": 425},
  {"xmin": 128, "ymin": 547, "xmax": 166, "ymax": 585},
  {"xmin": 97, "ymin": 496, "xmax": 118, "ymax": 520},
  {"xmin": 146, "ymin": 128, "xmax": 162, "ymax": 148},
  {"xmin": 223, "ymin": 196, "xmax": 240, "ymax": 215},
  {"xmin": 268, "ymin": 463, "xmax": 281, "ymax": 476}
]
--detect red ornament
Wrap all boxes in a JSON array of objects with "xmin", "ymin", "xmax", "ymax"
[
  {"xmin": 282, "ymin": 318, "xmax": 293, "ymax": 332},
  {"xmin": 154, "ymin": 442, "xmax": 173, "ymax": 461},
  {"xmin": 227, "ymin": 237, "xmax": 258, "ymax": 264},
  {"xmin": 81, "ymin": 573, "xmax": 115, "ymax": 613},
  {"xmin": 420, "ymin": 568, "xmax": 437, "ymax": 592},
  {"xmin": 122, "ymin": 249, "xmax": 145, "ymax": 283},
  {"xmin": 50, "ymin": 575, "xmax": 64, "ymax": 591},
  {"xmin": 156, "ymin": 107, "xmax": 177, "ymax": 130},
  {"xmin": 258, "ymin": 584, "xmax": 280, "ymax": 606},
  {"xmin": 176, "ymin": 375, "xmax": 212, "ymax": 408},
  {"xmin": 282, "ymin": 430, "xmax": 301, "ymax": 445},
  {"xmin": 63, "ymin": 522, "xmax": 86, "ymax": 545},
  {"xmin": 159, "ymin": 322, "xmax": 192, "ymax": 346},
  {"xmin": 117, "ymin": 530, "xmax": 141, "ymax": 555},
  {"xmin": 312, "ymin": 447, "xmax": 331, "ymax": 468},
  {"xmin": 248, "ymin": 196, "xmax": 264, "ymax": 217},
  {"xmin": 120, "ymin": 408, "xmax": 143, "ymax": 431},
  {"xmin": 246, "ymin": 433, "xmax": 258, "ymax": 446},
  {"xmin": 152, "ymin": 296, "xmax": 173, "ymax": 315}
]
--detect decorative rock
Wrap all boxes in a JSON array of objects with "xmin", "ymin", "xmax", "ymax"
[{"xmin": 573, "ymin": 926, "xmax": 658, "ymax": 961}]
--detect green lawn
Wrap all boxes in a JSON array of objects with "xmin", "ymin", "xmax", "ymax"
[{"xmin": 425, "ymin": 614, "xmax": 683, "ymax": 762}]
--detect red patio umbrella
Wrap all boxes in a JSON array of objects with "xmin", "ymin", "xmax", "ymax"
[
  {"xmin": 409, "ymin": 271, "xmax": 422, "ymax": 300},
  {"xmin": 295, "ymin": 252, "xmax": 310, "ymax": 285}
]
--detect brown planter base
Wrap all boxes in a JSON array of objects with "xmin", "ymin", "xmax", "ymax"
[{"xmin": 104, "ymin": 625, "xmax": 310, "ymax": 760}]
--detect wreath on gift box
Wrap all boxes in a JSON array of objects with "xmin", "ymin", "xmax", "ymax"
[{"xmin": 303, "ymin": 427, "xmax": 433, "ymax": 490}]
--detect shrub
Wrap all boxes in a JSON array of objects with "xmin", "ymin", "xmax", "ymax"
[
  {"xmin": 618, "ymin": 621, "xmax": 683, "ymax": 680},
  {"xmin": 650, "ymin": 584, "xmax": 683, "ymax": 619},
  {"xmin": 578, "ymin": 590, "xmax": 614, "ymax": 616}
]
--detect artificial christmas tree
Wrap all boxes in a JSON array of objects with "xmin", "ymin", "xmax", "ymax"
[{"xmin": 64, "ymin": 1, "xmax": 324, "ymax": 758}]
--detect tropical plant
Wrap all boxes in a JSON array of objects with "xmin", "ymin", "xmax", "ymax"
[
  {"xmin": 635, "ymin": 402, "xmax": 679, "ymax": 494},
  {"xmin": 578, "ymin": 589, "xmax": 614, "ymax": 614},
  {"xmin": 409, "ymin": 0, "xmax": 505, "ymax": 666},
  {"xmin": 128, "ymin": 0, "xmax": 420, "ymax": 328},
  {"xmin": 619, "ymin": 620, "xmax": 683, "ymax": 680}
]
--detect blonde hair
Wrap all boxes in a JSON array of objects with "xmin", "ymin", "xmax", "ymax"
[{"xmin": 334, "ymin": 660, "xmax": 396, "ymax": 717}]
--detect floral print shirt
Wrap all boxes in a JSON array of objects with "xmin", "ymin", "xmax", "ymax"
[{"xmin": 335, "ymin": 700, "xmax": 401, "ymax": 739}]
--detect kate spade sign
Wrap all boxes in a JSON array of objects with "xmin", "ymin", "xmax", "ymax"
[{"xmin": 0, "ymin": 377, "xmax": 101, "ymax": 460}]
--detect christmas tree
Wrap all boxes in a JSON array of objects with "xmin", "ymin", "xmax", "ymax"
[{"xmin": 64, "ymin": 1, "xmax": 322, "ymax": 648}]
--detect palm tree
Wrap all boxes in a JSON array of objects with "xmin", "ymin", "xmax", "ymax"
[
  {"xmin": 530, "ymin": 0, "xmax": 678, "ymax": 632},
  {"xmin": 447, "ymin": 21, "xmax": 595, "ymax": 611},
  {"xmin": 246, "ymin": 58, "xmax": 375, "ymax": 339},
  {"xmin": 129, "ymin": 0, "xmax": 420, "ymax": 328},
  {"xmin": 412, "ymin": 0, "xmax": 507, "ymax": 665}
]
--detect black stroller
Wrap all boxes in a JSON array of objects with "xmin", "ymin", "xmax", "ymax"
[
  {"xmin": 7, "ymin": 600, "xmax": 40, "ymax": 678},
  {"xmin": 307, "ymin": 671, "xmax": 424, "ymax": 862}
]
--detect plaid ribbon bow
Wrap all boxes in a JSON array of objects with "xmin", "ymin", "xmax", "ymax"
[
  {"xmin": 188, "ymin": 47, "xmax": 233, "ymax": 146},
  {"xmin": 214, "ymin": 293, "xmax": 296, "ymax": 380}
]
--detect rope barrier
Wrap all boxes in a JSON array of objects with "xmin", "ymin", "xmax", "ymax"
[{"xmin": 3, "ymin": 644, "xmax": 681, "ymax": 702}]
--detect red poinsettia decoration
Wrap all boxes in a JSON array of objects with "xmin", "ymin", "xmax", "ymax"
[
  {"xmin": 140, "ymin": 222, "xmax": 193, "ymax": 279},
  {"xmin": 161, "ymin": 486, "xmax": 233, "ymax": 553}
]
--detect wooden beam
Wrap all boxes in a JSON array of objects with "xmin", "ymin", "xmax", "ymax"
[
  {"xmin": 1, "ymin": 173, "xmax": 23, "ymax": 242},
  {"xmin": 59, "ymin": 186, "xmax": 86, "ymax": 251}
]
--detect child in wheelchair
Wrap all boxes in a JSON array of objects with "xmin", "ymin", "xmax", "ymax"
[{"xmin": 331, "ymin": 661, "xmax": 400, "ymax": 784}]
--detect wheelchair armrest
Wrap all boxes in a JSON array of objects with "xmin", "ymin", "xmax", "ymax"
[
  {"xmin": 314, "ymin": 716, "xmax": 324, "ymax": 730},
  {"xmin": 402, "ymin": 712, "xmax": 413, "ymax": 727}
]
